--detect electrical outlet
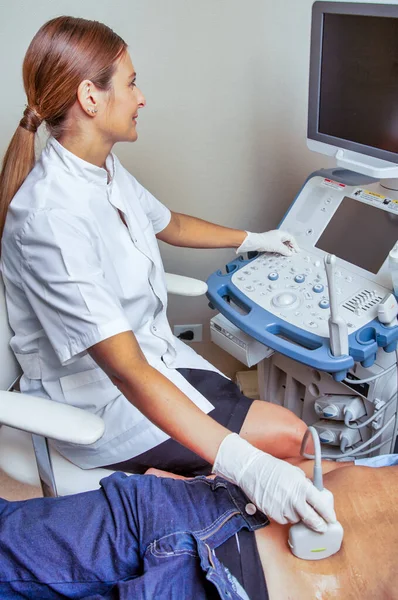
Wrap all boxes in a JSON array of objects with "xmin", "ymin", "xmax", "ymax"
[{"xmin": 173, "ymin": 324, "xmax": 203, "ymax": 342}]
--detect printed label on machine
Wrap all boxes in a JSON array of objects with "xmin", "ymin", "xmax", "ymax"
[
  {"xmin": 352, "ymin": 188, "xmax": 398, "ymax": 213},
  {"xmin": 353, "ymin": 188, "xmax": 386, "ymax": 203},
  {"xmin": 321, "ymin": 178, "xmax": 346, "ymax": 190}
]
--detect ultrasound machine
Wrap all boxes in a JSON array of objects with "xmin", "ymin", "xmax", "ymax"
[{"xmin": 207, "ymin": 2, "xmax": 398, "ymax": 459}]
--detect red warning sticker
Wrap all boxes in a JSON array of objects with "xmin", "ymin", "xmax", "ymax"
[{"xmin": 322, "ymin": 178, "xmax": 346, "ymax": 190}]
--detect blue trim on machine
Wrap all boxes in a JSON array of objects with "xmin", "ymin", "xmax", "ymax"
[
  {"xmin": 207, "ymin": 254, "xmax": 398, "ymax": 381},
  {"xmin": 207, "ymin": 169, "xmax": 396, "ymax": 380}
]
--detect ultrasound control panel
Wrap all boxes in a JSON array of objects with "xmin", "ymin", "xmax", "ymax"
[
  {"xmin": 231, "ymin": 250, "xmax": 387, "ymax": 339},
  {"xmin": 206, "ymin": 169, "xmax": 398, "ymax": 376}
]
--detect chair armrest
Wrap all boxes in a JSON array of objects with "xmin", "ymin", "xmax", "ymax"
[
  {"xmin": 0, "ymin": 391, "xmax": 104, "ymax": 445},
  {"xmin": 165, "ymin": 273, "xmax": 208, "ymax": 296}
]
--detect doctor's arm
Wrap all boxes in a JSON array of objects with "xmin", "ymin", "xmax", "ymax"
[
  {"xmin": 156, "ymin": 211, "xmax": 246, "ymax": 249},
  {"xmin": 87, "ymin": 330, "xmax": 335, "ymax": 532},
  {"xmin": 89, "ymin": 330, "xmax": 227, "ymax": 463},
  {"xmin": 156, "ymin": 211, "xmax": 299, "ymax": 255}
]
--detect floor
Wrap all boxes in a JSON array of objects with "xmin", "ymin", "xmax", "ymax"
[
  {"xmin": 0, "ymin": 468, "xmax": 42, "ymax": 501},
  {"xmin": 188, "ymin": 341, "xmax": 250, "ymax": 379}
]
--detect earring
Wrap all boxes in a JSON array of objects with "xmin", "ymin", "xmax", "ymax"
[{"xmin": 87, "ymin": 107, "xmax": 98, "ymax": 114}]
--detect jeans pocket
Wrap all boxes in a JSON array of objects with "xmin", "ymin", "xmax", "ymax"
[{"xmin": 149, "ymin": 532, "xmax": 199, "ymax": 559}]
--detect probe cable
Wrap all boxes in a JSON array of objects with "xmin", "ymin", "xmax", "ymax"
[
  {"xmin": 302, "ymin": 414, "xmax": 395, "ymax": 460},
  {"xmin": 300, "ymin": 426, "xmax": 323, "ymax": 490},
  {"xmin": 343, "ymin": 362, "xmax": 396, "ymax": 385},
  {"xmin": 344, "ymin": 391, "xmax": 396, "ymax": 430}
]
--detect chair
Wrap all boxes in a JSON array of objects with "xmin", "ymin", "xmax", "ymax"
[{"xmin": 0, "ymin": 273, "xmax": 207, "ymax": 497}]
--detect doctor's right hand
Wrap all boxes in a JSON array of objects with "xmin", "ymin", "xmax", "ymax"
[
  {"xmin": 212, "ymin": 433, "xmax": 337, "ymax": 532},
  {"xmin": 236, "ymin": 230, "xmax": 300, "ymax": 256}
]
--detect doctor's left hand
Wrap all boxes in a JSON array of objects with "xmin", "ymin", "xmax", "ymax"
[
  {"xmin": 213, "ymin": 433, "xmax": 336, "ymax": 532},
  {"xmin": 237, "ymin": 230, "xmax": 299, "ymax": 256}
]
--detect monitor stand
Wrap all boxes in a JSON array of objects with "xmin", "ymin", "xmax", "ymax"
[{"xmin": 380, "ymin": 178, "xmax": 398, "ymax": 200}]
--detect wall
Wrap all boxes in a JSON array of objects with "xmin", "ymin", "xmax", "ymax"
[{"xmin": 0, "ymin": 0, "xmax": 393, "ymax": 346}]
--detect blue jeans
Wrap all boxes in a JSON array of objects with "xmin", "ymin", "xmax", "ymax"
[{"xmin": 0, "ymin": 473, "xmax": 268, "ymax": 599}]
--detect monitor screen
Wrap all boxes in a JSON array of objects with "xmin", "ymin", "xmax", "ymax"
[
  {"xmin": 308, "ymin": 3, "xmax": 398, "ymax": 165},
  {"xmin": 316, "ymin": 196, "xmax": 398, "ymax": 274},
  {"xmin": 319, "ymin": 14, "xmax": 398, "ymax": 155}
]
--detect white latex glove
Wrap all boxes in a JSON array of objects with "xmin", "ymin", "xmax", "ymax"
[
  {"xmin": 213, "ymin": 433, "xmax": 336, "ymax": 532},
  {"xmin": 237, "ymin": 230, "xmax": 300, "ymax": 256}
]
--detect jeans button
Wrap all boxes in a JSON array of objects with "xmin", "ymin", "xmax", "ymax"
[{"xmin": 245, "ymin": 503, "xmax": 257, "ymax": 515}]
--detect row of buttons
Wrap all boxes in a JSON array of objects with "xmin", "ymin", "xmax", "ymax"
[
  {"xmin": 266, "ymin": 269, "xmax": 352, "ymax": 284},
  {"xmin": 240, "ymin": 278, "xmax": 331, "ymax": 308},
  {"xmin": 222, "ymin": 330, "xmax": 246, "ymax": 348},
  {"xmin": 237, "ymin": 272, "xmax": 344, "ymax": 297},
  {"xmin": 266, "ymin": 272, "xmax": 325, "ymax": 290},
  {"xmin": 232, "ymin": 251, "xmax": 369, "ymax": 335},
  {"xmin": 259, "ymin": 252, "xmax": 354, "ymax": 279}
]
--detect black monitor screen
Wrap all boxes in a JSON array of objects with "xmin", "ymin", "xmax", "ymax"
[
  {"xmin": 319, "ymin": 13, "xmax": 398, "ymax": 154},
  {"xmin": 316, "ymin": 196, "xmax": 398, "ymax": 274}
]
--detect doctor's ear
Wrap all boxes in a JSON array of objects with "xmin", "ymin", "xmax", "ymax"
[{"xmin": 77, "ymin": 79, "xmax": 99, "ymax": 116}]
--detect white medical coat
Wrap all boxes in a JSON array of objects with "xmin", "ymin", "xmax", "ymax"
[{"xmin": 1, "ymin": 137, "xmax": 218, "ymax": 468}]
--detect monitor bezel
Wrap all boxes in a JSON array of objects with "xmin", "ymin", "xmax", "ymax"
[{"xmin": 308, "ymin": 1, "xmax": 398, "ymax": 165}]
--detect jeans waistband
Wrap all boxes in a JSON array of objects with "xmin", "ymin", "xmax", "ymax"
[{"xmin": 192, "ymin": 477, "xmax": 269, "ymax": 551}]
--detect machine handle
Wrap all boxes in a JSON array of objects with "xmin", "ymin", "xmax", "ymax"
[{"xmin": 206, "ymin": 274, "xmax": 353, "ymax": 376}]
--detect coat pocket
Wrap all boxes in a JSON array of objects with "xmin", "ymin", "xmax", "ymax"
[{"xmin": 59, "ymin": 367, "xmax": 120, "ymax": 412}]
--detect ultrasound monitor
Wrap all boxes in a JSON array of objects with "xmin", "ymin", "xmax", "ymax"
[{"xmin": 307, "ymin": 2, "xmax": 398, "ymax": 178}]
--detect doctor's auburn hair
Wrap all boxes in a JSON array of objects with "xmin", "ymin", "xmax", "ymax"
[{"xmin": 0, "ymin": 16, "xmax": 127, "ymax": 244}]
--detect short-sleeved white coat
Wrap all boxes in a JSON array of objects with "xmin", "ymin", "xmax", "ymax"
[{"xmin": 1, "ymin": 137, "xmax": 219, "ymax": 468}]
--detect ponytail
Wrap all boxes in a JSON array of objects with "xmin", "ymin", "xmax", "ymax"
[{"xmin": 0, "ymin": 124, "xmax": 36, "ymax": 243}]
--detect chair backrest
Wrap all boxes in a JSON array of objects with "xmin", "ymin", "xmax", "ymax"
[{"xmin": 0, "ymin": 275, "xmax": 20, "ymax": 390}]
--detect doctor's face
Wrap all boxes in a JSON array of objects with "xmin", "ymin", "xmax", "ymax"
[{"xmin": 102, "ymin": 51, "xmax": 146, "ymax": 143}]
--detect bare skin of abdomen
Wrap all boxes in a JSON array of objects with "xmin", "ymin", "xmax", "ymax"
[{"xmin": 256, "ymin": 464, "xmax": 398, "ymax": 599}]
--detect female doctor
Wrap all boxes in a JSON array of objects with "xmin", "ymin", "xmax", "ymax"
[{"xmin": 0, "ymin": 16, "xmax": 335, "ymax": 532}]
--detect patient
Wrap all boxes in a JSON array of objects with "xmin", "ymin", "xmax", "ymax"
[
  {"xmin": 149, "ymin": 459, "xmax": 398, "ymax": 599},
  {"xmin": 256, "ymin": 460, "xmax": 398, "ymax": 599},
  {"xmin": 0, "ymin": 459, "xmax": 397, "ymax": 599}
]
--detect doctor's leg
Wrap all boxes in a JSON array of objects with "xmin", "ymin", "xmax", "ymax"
[
  {"xmin": 105, "ymin": 369, "xmax": 307, "ymax": 476},
  {"xmin": 238, "ymin": 399, "xmax": 307, "ymax": 459},
  {"xmin": 174, "ymin": 368, "xmax": 308, "ymax": 459}
]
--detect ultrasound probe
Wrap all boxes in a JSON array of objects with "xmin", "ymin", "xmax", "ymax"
[{"xmin": 288, "ymin": 427, "xmax": 344, "ymax": 560}]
